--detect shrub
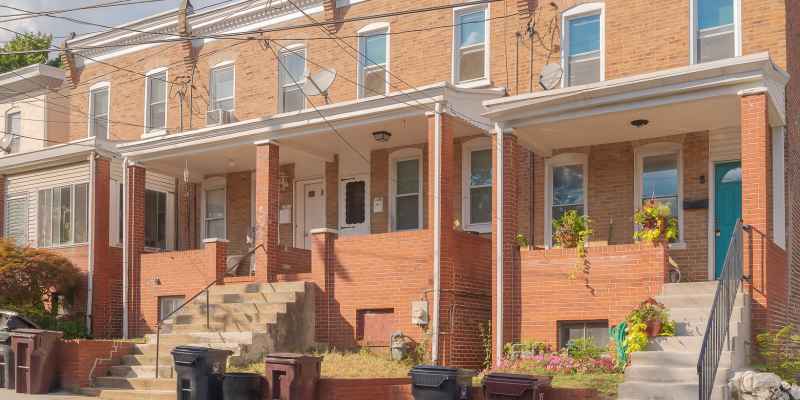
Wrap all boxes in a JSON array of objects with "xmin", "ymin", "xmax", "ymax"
[
  {"xmin": 504, "ymin": 340, "xmax": 549, "ymax": 359},
  {"xmin": 497, "ymin": 350, "xmax": 617, "ymax": 375},
  {"xmin": 566, "ymin": 338, "xmax": 606, "ymax": 360},
  {"xmin": 756, "ymin": 324, "xmax": 800, "ymax": 384},
  {"xmin": 0, "ymin": 239, "xmax": 82, "ymax": 309}
]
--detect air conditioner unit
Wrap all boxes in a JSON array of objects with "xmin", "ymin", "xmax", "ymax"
[{"xmin": 206, "ymin": 109, "xmax": 232, "ymax": 126}]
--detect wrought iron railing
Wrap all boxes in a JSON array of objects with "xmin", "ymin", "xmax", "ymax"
[{"xmin": 697, "ymin": 219, "xmax": 746, "ymax": 400}]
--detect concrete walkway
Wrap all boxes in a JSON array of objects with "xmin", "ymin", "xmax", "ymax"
[{"xmin": 0, "ymin": 389, "xmax": 91, "ymax": 399}]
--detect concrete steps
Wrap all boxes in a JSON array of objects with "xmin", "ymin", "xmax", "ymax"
[{"xmin": 94, "ymin": 377, "xmax": 176, "ymax": 391}]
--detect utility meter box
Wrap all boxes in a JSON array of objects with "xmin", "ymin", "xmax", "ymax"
[{"xmin": 411, "ymin": 301, "xmax": 429, "ymax": 326}]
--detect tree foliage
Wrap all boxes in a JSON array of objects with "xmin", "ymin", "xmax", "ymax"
[
  {"xmin": 0, "ymin": 32, "xmax": 57, "ymax": 74},
  {"xmin": 0, "ymin": 239, "xmax": 81, "ymax": 309}
]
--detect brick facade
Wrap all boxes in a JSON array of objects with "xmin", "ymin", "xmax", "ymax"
[
  {"xmin": 255, "ymin": 142, "xmax": 281, "ymax": 282},
  {"xmin": 127, "ymin": 163, "xmax": 147, "ymax": 336},
  {"xmin": 58, "ymin": 340, "xmax": 134, "ymax": 391},
  {"xmin": 787, "ymin": 0, "xmax": 800, "ymax": 328}
]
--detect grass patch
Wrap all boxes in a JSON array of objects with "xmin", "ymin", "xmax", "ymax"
[
  {"xmin": 228, "ymin": 349, "xmax": 412, "ymax": 379},
  {"xmin": 550, "ymin": 373, "xmax": 624, "ymax": 398}
]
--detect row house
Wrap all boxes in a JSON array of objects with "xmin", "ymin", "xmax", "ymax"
[{"xmin": 0, "ymin": 0, "xmax": 797, "ymax": 376}]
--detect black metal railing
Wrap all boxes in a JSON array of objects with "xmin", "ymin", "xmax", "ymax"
[{"xmin": 697, "ymin": 219, "xmax": 746, "ymax": 400}]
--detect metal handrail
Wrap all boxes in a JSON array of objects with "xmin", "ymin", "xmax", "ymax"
[{"xmin": 697, "ymin": 219, "xmax": 746, "ymax": 400}]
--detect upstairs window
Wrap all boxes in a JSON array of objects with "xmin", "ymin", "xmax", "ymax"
[
  {"xmin": 563, "ymin": 4, "xmax": 603, "ymax": 87},
  {"xmin": 210, "ymin": 64, "xmax": 235, "ymax": 112},
  {"xmin": 359, "ymin": 27, "xmax": 388, "ymax": 98},
  {"xmin": 145, "ymin": 69, "xmax": 167, "ymax": 134},
  {"xmin": 694, "ymin": 0, "xmax": 737, "ymax": 63},
  {"xmin": 37, "ymin": 184, "xmax": 89, "ymax": 247},
  {"xmin": 89, "ymin": 85, "xmax": 109, "ymax": 139},
  {"xmin": 4, "ymin": 111, "xmax": 21, "ymax": 154},
  {"xmin": 454, "ymin": 6, "xmax": 488, "ymax": 85},
  {"xmin": 279, "ymin": 47, "xmax": 306, "ymax": 113}
]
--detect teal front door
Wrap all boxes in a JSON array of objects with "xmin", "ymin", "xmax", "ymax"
[{"xmin": 714, "ymin": 161, "xmax": 742, "ymax": 279}]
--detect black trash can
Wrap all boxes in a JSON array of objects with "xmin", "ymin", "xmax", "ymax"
[
  {"xmin": 409, "ymin": 365, "xmax": 474, "ymax": 400},
  {"xmin": 223, "ymin": 372, "xmax": 263, "ymax": 400},
  {"xmin": 482, "ymin": 373, "xmax": 548, "ymax": 400},
  {"xmin": 171, "ymin": 346, "xmax": 232, "ymax": 400}
]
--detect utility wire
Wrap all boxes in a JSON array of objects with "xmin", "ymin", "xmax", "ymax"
[
  {"xmin": 0, "ymin": 129, "xmax": 101, "ymax": 149},
  {"xmin": 0, "ymin": 0, "xmax": 167, "ymax": 22}
]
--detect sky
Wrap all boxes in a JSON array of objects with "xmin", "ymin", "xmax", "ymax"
[{"xmin": 0, "ymin": 0, "xmax": 224, "ymax": 44}]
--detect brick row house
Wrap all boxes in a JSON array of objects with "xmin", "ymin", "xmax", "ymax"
[{"xmin": 0, "ymin": 0, "xmax": 797, "ymax": 376}]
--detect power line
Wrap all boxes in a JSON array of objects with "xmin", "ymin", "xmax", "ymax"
[
  {"xmin": 0, "ymin": 0, "xmax": 167, "ymax": 22},
  {"xmin": 0, "ymin": 130, "xmax": 101, "ymax": 149}
]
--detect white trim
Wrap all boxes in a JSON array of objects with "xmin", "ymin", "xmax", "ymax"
[
  {"xmin": 201, "ymin": 176, "xmax": 227, "ymax": 240},
  {"xmin": 336, "ymin": 0, "xmax": 366, "ymax": 7},
  {"xmin": 633, "ymin": 142, "xmax": 685, "ymax": 247},
  {"xmin": 431, "ymin": 103, "xmax": 442, "ymax": 364},
  {"xmin": 278, "ymin": 45, "xmax": 307, "ymax": 113},
  {"xmin": 388, "ymin": 147, "xmax": 423, "ymax": 231},
  {"xmin": 143, "ymin": 67, "xmax": 169, "ymax": 137},
  {"xmin": 357, "ymin": 23, "xmax": 390, "ymax": 99},
  {"xmin": 122, "ymin": 158, "xmax": 129, "ymax": 339},
  {"xmin": 544, "ymin": 153, "xmax": 588, "ymax": 248},
  {"xmin": 690, "ymin": 0, "xmax": 742, "ymax": 65},
  {"xmin": 88, "ymin": 82, "xmax": 110, "ymax": 139},
  {"xmin": 561, "ymin": 2, "xmax": 605, "ymax": 88},
  {"xmin": 493, "ymin": 122, "xmax": 504, "ymax": 367},
  {"xmin": 772, "ymin": 126, "xmax": 786, "ymax": 249},
  {"xmin": 461, "ymin": 136, "xmax": 492, "ymax": 233},
  {"xmin": 338, "ymin": 173, "xmax": 371, "ymax": 235},
  {"xmin": 452, "ymin": 4, "xmax": 491, "ymax": 87}
]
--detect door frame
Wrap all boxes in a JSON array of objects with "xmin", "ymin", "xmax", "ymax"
[
  {"xmin": 338, "ymin": 173, "xmax": 371, "ymax": 235},
  {"xmin": 707, "ymin": 159, "xmax": 741, "ymax": 280},
  {"xmin": 294, "ymin": 177, "xmax": 325, "ymax": 248}
]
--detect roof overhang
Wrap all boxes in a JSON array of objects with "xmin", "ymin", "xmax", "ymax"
[
  {"xmin": 118, "ymin": 82, "xmax": 505, "ymax": 162},
  {"xmin": 0, "ymin": 64, "xmax": 64, "ymax": 102},
  {"xmin": 0, "ymin": 137, "xmax": 119, "ymax": 175},
  {"xmin": 483, "ymin": 53, "xmax": 789, "ymax": 154}
]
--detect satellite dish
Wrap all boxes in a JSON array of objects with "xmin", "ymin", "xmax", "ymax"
[
  {"xmin": 539, "ymin": 63, "xmax": 563, "ymax": 90},
  {"xmin": 0, "ymin": 133, "xmax": 13, "ymax": 153},
  {"xmin": 304, "ymin": 68, "xmax": 337, "ymax": 103}
]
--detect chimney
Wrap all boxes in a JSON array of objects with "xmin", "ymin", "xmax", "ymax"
[
  {"xmin": 60, "ymin": 39, "xmax": 80, "ymax": 88},
  {"xmin": 323, "ymin": 0, "xmax": 339, "ymax": 34},
  {"xmin": 178, "ymin": 0, "xmax": 196, "ymax": 78}
]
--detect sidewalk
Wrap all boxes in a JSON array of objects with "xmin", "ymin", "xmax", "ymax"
[{"xmin": 0, "ymin": 389, "xmax": 90, "ymax": 399}]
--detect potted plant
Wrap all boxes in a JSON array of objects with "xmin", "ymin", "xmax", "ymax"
[
  {"xmin": 552, "ymin": 210, "xmax": 592, "ymax": 279},
  {"xmin": 633, "ymin": 200, "xmax": 679, "ymax": 243},
  {"xmin": 626, "ymin": 298, "xmax": 674, "ymax": 338}
]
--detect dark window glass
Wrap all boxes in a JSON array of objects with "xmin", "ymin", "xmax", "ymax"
[
  {"xmin": 558, "ymin": 321, "xmax": 609, "ymax": 349},
  {"xmin": 345, "ymin": 181, "xmax": 366, "ymax": 225},
  {"xmin": 145, "ymin": 190, "xmax": 167, "ymax": 249}
]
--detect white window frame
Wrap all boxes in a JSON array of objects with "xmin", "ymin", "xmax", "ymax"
[
  {"xmin": 544, "ymin": 153, "xmax": 588, "ymax": 248},
  {"xmin": 37, "ymin": 183, "xmax": 90, "ymax": 248},
  {"xmin": 452, "ymin": 4, "xmax": 491, "ymax": 88},
  {"xmin": 461, "ymin": 137, "xmax": 492, "ymax": 233},
  {"xmin": 357, "ymin": 22, "xmax": 390, "ymax": 99},
  {"xmin": 202, "ymin": 176, "xmax": 227, "ymax": 240},
  {"xmin": 634, "ymin": 142, "xmax": 685, "ymax": 248},
  {"xmin": 690, "ymin": 0, "xmax": 742, "ymax": 65},
  {"xmin": 143, "ymin": 67, "xmax": 168, "ymax": 137},
  {"xmin": 88, "ymin": 81, "xmax": 110, "ymax": 139},
  {"xmin": 278, "ymin": 45, "xmax": 307, "ymax": 113},
  {"xmin": 561, "ymin": 3, "xmax": 605, "ymax": 88},
  {"xmin": 4, "ymin": 110, "xmax": 21, "ymax": 154},
  {"xmin": 210, "ymin": 62, "xmax": 235, "ymax": 112},
  {"xmin": 389, "ymin": 148, "xmax": 423, "ymax": 231}
]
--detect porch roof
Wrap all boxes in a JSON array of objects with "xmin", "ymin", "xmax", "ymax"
[
  {"xmin": 118, "ymin": 81, "xmax": 505, "ymax": 162},
  {"xmin": 0, "ymin": 137, "xmax": 119, "ymax": 175},
  {"xmin": 0, "ymin": 64, "xmax": 64, "ymax": 102},
  {"xmin": 483, "ymin": 53, "xmax": 789, "ymax": 155}
]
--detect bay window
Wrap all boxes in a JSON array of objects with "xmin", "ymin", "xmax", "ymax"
[{"xmin": 37, "ymin": 183, "xmax": 89, "ymax": 247}]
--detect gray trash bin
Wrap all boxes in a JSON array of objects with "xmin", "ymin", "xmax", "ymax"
[{"xmin": 171, "ymin": 346, "xmax": 232, "ymax": 400}]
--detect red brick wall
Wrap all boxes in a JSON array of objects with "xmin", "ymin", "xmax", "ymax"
[
  {"xmin": 255, "ymin": 143, "xmax": 280, "ymax": 282},
  {"xmin": 226, "ymin": 171, "xmax": 252, "ymax": 255},
  {"xmin": 278, "ymin": 246, "xmax": 312, "ymax": 276},
  {"xmin": 787, "ymin": 0, "xmax": 800, "ymax": 328},
  {"xmin": 514, "ymin": 244, "xmax": 668, "ymax": 346},
  {"xmin": 58, "ymin": 340, "xmax": 134, "ymax": 391},
  {"xmin": 317, "ymin": 378, "xmax": 412, "ymax": 400},
  {"xmin": 137, "ymin": 240, "xmax": 227, "ymax": 333}
]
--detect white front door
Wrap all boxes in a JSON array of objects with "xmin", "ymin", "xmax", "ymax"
[
  {"xmin": 295, "ymin": 180, "xmax": 325, "ymax": 249},
  {"xmin": 339, "ymin": 175, "xmax": 370, "ymax": 236}
]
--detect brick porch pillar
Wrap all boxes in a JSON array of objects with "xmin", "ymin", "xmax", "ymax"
[
  {"xmin": 255, "ymin": 141, "xmax": 281, "ymax": 282},
  {"xmin": 127, "ymin": 163, "xmax": 146, "ymax": 337},
  {"xmin": 90, "ymin": 158, "xmax": 117, "ymax": 338},
  {"xmin": 491, "ymin": 128, "xmax": 519, "ymax": 366},
  {"xmin": 202, "ymin": 238, "xmax": 229, "ymax": 283},
  {"xmin": 740, "ymin": 91, "xmax": 786, "ymax": 331},
  {"xmin": 310, "ymin": 228, "xmax": 337, "ymax": 345}
]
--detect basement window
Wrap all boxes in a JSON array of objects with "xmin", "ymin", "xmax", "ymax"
[
  {"xmin": 159, "ymin": 296, "xmax": 185, "ymax": 321},
  {"xmin": 558, "ymin": 320, "xmax": 609, "ymax": 349}
]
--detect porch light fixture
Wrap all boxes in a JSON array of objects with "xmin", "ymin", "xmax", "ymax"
[
  {"xmin": 372, "ymin": 130, "xmax": 392, "ymax": 143},
  {"xmin": 630, "ymin": 119, "xmax": 649, "ymax": 128}
]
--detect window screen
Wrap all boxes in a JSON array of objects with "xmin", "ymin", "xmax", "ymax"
[
  {"xmin": 4, "ymin": 195, "xmax": 28, "ymax": 246},
  {"xmin": 344, "ymin": 180, "xmax": 366, "ymax": 225},
  {"xmin": 567, "ymin": 14, "xmax": 601, "ymax": 86}
]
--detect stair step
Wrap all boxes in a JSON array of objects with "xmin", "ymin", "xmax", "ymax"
[
  {"xmin": 661, "ymin": 281, "xmax": 719, "ymax": 296},
  {"xmin": 169, "ymin": 310, "xmax": 280, "ymax": 326},
  {"xmin": 618, "ymin": 382, "xmax": 728, "ymax": 400},
  {"xmin": 208, "ymin": 291, "xmax": 297, "ymax": 305},
  {"xmin": 145, "ymin": 332, "xmax": 255, "ymax": 345},
  {"xmin": 109, "ymin": 365, "xmax": 174, "ymax": 379},
  {"xmin": 656, "ymin": 294, "xmax": 744, "ymax": 310},
  {"xmin": 133, "ymin": 342, "xmax": 241, "ymax": 356},
  {"xmin": 86, "ymin": 388, "xmax": 176, "ymax": 400},
  {"xmin": 174, "ymin": 302, "xmax": 288, "ymax": 318},
  {"xmin": 646, "ymin": 336, "xmax": 704, "ymax": 352},
  {"xmin": 209, "ymin": 281, "xmax": 307, "ymax": 295},
  {"xmin": 630, "ymin": 351, "xmax": 732, "ymax": 368},
  {"xmin": 121, "ymin": 354, "xmax": 174, "ymax": 366},
  {"xmin": 94, "ymin": 377, "xmax": 176, "ymax": 391},
  {"xmin": 625, "ymin": 366, "xmax": 730, "ymax": 385}
]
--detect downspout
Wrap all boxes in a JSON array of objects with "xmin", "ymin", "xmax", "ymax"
[
  {"xmin": 494, "ymin": 122, "xmax": 505, "ymax": 367},
  {"xmin": 122, "ymin": 157, "xmax": 129, "ymax": 339},
  {"xmin": 431, "ymin": 103, "xmax": 443, "ymax": 364},
  {"xmin": 86, "ymin": 151, "xmax": 97, "ymax": 335}
]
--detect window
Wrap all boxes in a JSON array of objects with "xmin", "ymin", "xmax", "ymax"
[
  {"xmin": 462, "ymin": 143, "xmax": 492, "ymax": 232},
  {"xmin": 562, "ymin": 4, "xmax": 603, "ymax": 87},
  {"xmin": 545, "ymin": 154, "xmax": 587, "ymax": 246},
  {"xmin": 37, "ymin": 184, "xmax": 89, "ymax": 247},
  {"xmin": 454, "ymin": 6, "xmax": 488, "ymax": 84},
  {"xmin": 558, "ymin": 321, "xmax": 609, "ymax": 349},
  {"xmin": 89, "ymin": 86, "xmax": 109, "ymax": 139},
  {"xmin": 159, "ymin": 296, "xmax": 185, "ymax": 321},
  {"xmin": 279, "ymin": 47, "xmax": 306, "ymax": 113},
  {"xmin": 344, "ymin": 181, "xmax": 366, "ymax": 225},
  {"xmin": 145, "ymin": 189, "xmax": 168, "ymax": 249},
  {"xmin": 391, "ymin": 153, "xmax": 422, "ymax": 231},
  {"xmin": 636, "ymin": 145, "xmax": 682, "ymax": 243},
  {"xmin": 204, "ymin": 188, "xmax": 226, "ymax": 239},
  {"xmin": 359, "ymin": 28, "xmax": 388, "ymax": 98},
  {"xmin": 4, "ymin": 194, "xmax": 28, "ymax": 246},
  {"xmin": 4, "ymin": 112, "xmax": 21, "ymax": 154},
  {"xmin": 145, "ymin": 69, "xmax": 167, "ymax": 134},
  {"xmin": 210, "ymin": 64, "xmax": 234, "ymax": 111},
  {"xmin": 694, "ymin": 0, "xmax": 737, "ymax": 63}
]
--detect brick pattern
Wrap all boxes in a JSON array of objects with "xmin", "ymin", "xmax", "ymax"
[
  {"xmin": 515, "ymin": 244, "xmax": 668, "ymax": 345},
  {"xmin": 317, "ymin": 378, "xmax": 412, "ymax": 400},
  {"xmin": 127, "ymin": 164, "xmax": 146, "ymax": 336},
  {"xmin": 787, "ymin": 0, "xmax": 800, "ymax": 328},
  {"xmin": 325, "ymin": 156, "xmax": 339, "ymax": 230},
  {"xmin": 255, "ymin": 143, "xmax": 280, "ymax": 282},
  {"xmin": 58, "ymin": 340, "xmax": 134, "ymax": 391},
  {"xmin": 226, "ymin": 171, "xmax": 252, "ymax": 255}
]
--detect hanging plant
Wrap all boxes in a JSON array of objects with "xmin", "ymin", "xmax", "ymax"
[
  {"xmin": 633, "ymin": 200, "xmax": 679, "ymax": 243},
  {"xmin": 552, "ymin": 210, "xmax": 592, "ymax": 280}
]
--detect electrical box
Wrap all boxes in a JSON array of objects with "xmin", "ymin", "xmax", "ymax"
[
  {"xmin": 279, "ymin": 205, "xmax": 292, "ymax": 224},
  {"xmin": 373, "ymin": 197, "xmax": 384, "ymax": 213},
  {"xmin": 411, "ymin": 301, "xmax": 429, "ymax": 326}
]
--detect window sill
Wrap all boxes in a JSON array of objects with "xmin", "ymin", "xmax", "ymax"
[
  {"xmin": 453, "ymin": 78, "xmax": 491, "ymax": 89},
  {"xmin": 668, "ymin": 242, "xmax": 688, "ymax": 250},
  {"xmin": 39, "ymin": 243, "xmax": 89, "ymax": 250},
  {"xmin": 463, "ymin": 224, "xmax": 491, "ymax": 234},
  {"xmin": 336, "ymin": 0, "xmax": 366, "ymax": 7},
  {"xmin": 142, "ymin": 130, "xmax": 167, "ymax": 139}
]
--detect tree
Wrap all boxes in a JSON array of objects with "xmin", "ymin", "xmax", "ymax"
[
  {"xmin": 0, "ymin": 32, "xmax": 58, "ymax": 73},
  {"xmin": 0, "ymin": 239, "xmax": 81, "ymax": 309}
]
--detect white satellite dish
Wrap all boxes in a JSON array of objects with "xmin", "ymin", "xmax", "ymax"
[
  {"xmin": 539, "ymin": 63, "xmax": 563, "ymax": 90},
  {"xmin": 304, "ymin": 68, "xmax": 337, "ymax": 103},
  {"xmin": 0, "ymin": 133, "xmax": 13, "ymax": 153}
]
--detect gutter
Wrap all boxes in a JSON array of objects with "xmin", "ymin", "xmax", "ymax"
[
  {"xmin": 86, "ymin": 152, "xmax": 97, "ymax": 335},
  {"xmin": 431, "ymin": 103, "xmax": 442, "ymax": 364},
  {"xmin": 494, "ymin": 122, "xmax": 504, "ymax": 367},
  {"xmin": 122, "ymin": 157, "xmax": 129, "ymax": 339}
]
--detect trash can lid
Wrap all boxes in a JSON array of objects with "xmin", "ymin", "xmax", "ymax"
[
  {"xmin": 8, "ymin": 328, "xmax": 62, "ymax": 338},
  {"xmin": 484, "ymin": 372, "xmax": 540, "ymax": 382},
  {"xmin": 172, "ymin": 346, "xmax": 233, "ymax": 356},
  {"xmin": 265, "ymin": 353, "xmax": 321, "ymax": 364}
]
